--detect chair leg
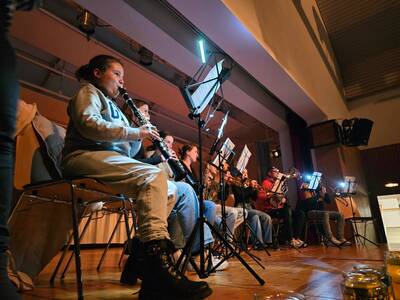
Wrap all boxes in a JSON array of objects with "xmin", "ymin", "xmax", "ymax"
[
  {"xmin": 50, "ymin": 206, "xmax": 89, "ymax": 285},
  {"xmin": 61, "ymin": 212, "xmax": 93, "ymax": 279},
  {"xmin": 363, "ymin": 221, "xmax": 368, "ymax": 246},
  {"xmin": 304, "ymin": 222, "xmax": 309, "ymax": 244},
  {"xmin": 97, "ymin": 212, "xmax": 123, "ymax": 271},
  {"xmin": 315, "ymin": 224, "xmax": 323, "ymax": 245},
  {"xmin": 121, "ymin": 197, "xmax": 133, "ymax": 254},
  {"xmin": 50, "ymin": 227, "xmax": 75, "ymax": 286},
  {"xmin": 118, "ymin": 222, "xmax": 135, "ymax": 267},
  {"xmin": 272, "ymin": 223, "xmax": 280, "ymax": 247},
  {"xmin": 70, "ymin": 183, "xmax": 84, "ymax": 300},
  {"xmin": 117, "ymin": 199, "xmax": 138, "ymax": 267}
]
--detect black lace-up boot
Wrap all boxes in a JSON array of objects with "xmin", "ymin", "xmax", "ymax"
[
  {"xmin": 138, "ymin": 239, "xmax": 212, "ymax": 300},
  {"xmin": 120, "ymin": 237, "xmax": 144, "ymax": 285}
]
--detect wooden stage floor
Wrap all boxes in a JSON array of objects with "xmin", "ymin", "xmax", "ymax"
[{"xmin": 21, "ymin": 244, "xmax": 386, "ymax": 299}]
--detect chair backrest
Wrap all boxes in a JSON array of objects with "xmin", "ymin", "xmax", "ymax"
[{"xmin": 14, "ymin": 100, "xmax": 66, "ymax": 189}]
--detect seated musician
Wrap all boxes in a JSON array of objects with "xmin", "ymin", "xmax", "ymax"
[
  {"xmin": 180, "ymin": 146, "xmax": 244, "ymax": 240},
  {"xmin": 231, "ymin": 169, "xmax": 273, "ymax": 249},
  {"xmin": 255, "ymin": 166, "xmax": 305, "ymax": 248},
  {"xmin": 298, "ymin": 180, "xmax": 351, "ymax": 246},
  {"xmin": 61, "ymin": 55, "xmax": 211, "ymax": 299},
  {"xmin": 151, "ymin": 131, "xmax": 217, "ymax": 255},
  {"xmin": 121, "ymin": 104, "xmax": 217, "ymax": 275}
]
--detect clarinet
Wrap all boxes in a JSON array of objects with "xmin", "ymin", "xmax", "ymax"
[{"xmin": 119, "ymin": 87, "xmax": 193, "ymax": 183}]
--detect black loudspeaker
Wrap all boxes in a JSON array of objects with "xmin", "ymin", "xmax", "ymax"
[
  {"xmin": 307, "ymin": 120, "xmax": 342, "ymax": 148},
  {"xmin": 342, "ymin": 118, "xmax": 373, "ymax": 146}
]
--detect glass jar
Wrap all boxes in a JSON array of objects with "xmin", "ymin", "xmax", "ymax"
[
  {"xmin": 385, "ymin": 251, "xmax": 400, "ymax": 299},
  {"xmin": 354, "ymin": 267, "xmax": 393, "ymax": 299},
  {"xmin": 342, "ymin": 273, "xmax": 388, "ymax": 299}
]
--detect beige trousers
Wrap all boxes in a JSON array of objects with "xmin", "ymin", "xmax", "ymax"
[{"xmin": 61, "ymin": 150, "xmax": 176, "ymax": 242}]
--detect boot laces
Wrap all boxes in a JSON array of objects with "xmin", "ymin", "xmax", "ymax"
[{"xmin": 160, "ymin": 252, "xmax": 182, "ymax": 279}]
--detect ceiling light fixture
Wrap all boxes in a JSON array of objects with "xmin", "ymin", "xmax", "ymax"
[
  {"xmin": 78, "ymin": 10, "xmax": 97, "ymax": 39},
  {"xmin": 198, "ymin": 39, "xmax": 206, "ymax": 64},
  {"xmin": 385, "ymin": 183, "xmax": 399, "ymax": 188},
  {"xmin": 270, "ymin": 149, "xmax": 281, "ymax": 158}
]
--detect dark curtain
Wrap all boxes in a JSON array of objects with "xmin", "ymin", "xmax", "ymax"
[{"xmin": 256, "ymin": 140, "xmax": 270, "ymax": 182}]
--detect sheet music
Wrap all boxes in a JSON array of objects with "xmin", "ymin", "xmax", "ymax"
[
  {"xmin": 192, "ymin": 59, "xmax": 225, "ymax": 115},
  {"xmin": 236, "ymin": 145, "xmax": 251, "ymax": 173},
  {"xmin": 308, "ymin": 172, "xmax": 322, "ymax": 190},
  {"xmin": 344, "ymin": 176, "xmax": 357, "ymax": 194},
  {"xmin": 271, "ymin": 173, "xmax": 285, "ymax": 194},
  {"xmin": 212, "ymin": 137, "xmax": 235, "ymax": 167}
]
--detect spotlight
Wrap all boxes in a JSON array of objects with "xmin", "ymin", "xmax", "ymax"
[
  {"xmin": 339, "ymin": 182, "xmax": 346, "ymax": 188},
  {"xmin": 304, "ymin": 174, "xmax": 312, "ymax": 181},
  {"xmin": 78, "ymin": 10, "xmax": 97, "ymax": 37},
  {"xmin": 385, "ymin": 183, "xmax": 399, "ymax": 188},
  {"xmin": 198, "ymin": 39, "xmax": 206, "ymax": 63},
  {"xmin": 270, "ymin": 149, "xmax": 281, "ymax": 158}
]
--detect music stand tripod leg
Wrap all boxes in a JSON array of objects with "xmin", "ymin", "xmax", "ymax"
[
  {"xmin": 177, "ymin": 116, "xmax": 265, "ymax": 285},
  {"xmin": 345, "ymin": 194, "xmax": 379, "ymax": 247}
]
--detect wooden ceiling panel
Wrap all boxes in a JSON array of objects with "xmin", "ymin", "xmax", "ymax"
[{"xmin": 317, "ymin": 0, "xmax": 400, "ymax": 100}]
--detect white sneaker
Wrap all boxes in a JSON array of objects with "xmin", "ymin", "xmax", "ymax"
[
  {"xmin": 295, "ymin": 239, "xmax": 306, "ymax": 248},
  {"xmin": 290, "ymin": 239, "xmax": 301, "ymax": 248},
  {"xmin": 211, "ymin": 255, "xmax": 229, "ymax": 271}
]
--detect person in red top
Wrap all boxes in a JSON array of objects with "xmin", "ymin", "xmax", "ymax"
[{"xmin": 256, "ymin": 167, "xmax": 305, "ymax": 248}]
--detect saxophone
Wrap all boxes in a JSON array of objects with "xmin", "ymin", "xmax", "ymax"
[{"xmin": 118, "ymin": 87, "xmax": 191, "ymax": 183}]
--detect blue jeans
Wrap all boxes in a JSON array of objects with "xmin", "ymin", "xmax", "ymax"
[
  {"xmin": 214, "ymin": 205, "xmax": 246, "ymax": 241},
  {"xmin": 247, "ymin": 208, "xmax": 272, "ymax": 245},
  {"xmin": 168, "ymin": 182, "xmax": 215, "ymax": 253}
]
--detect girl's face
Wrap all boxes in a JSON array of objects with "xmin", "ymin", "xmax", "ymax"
[
  {"xmin": 187, "ymin": 146, "xmax": 198, "ymax": 163},
  {"xmin": 94, "ymin": 62, "xmax": 124, "ymax": 98},
  {"xmin": 138, "ymin": 104, "xmax": 150, "ymax": 121}
]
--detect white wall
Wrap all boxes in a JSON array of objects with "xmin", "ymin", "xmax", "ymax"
[{"xmin": 378, "ymin": 194, "xmax": 400, "ymax": 250}]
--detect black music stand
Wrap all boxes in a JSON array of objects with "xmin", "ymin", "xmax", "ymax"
[
  {"xmin": 210, "ymin": 142, "xmax": 268, "ymax": 269},
  {"xmin": 212, "ymin": 138, "xmax": 236, "ymax": 248},
  {"xmin": 177, "ymin": 54, "xmax": 264, "ymax": 285},
  {"xmin": 339, "ymin": 177, "xmax": 378, "ymax": 247}
]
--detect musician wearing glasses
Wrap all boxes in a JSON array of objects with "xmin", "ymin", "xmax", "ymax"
[
  {"xmin": 61, "ymin": 55, "xmax": 211, "ymax": 299},
  {"xmin": 255, "ymin": 167, "xmax": 306, "ymax": 248}
]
